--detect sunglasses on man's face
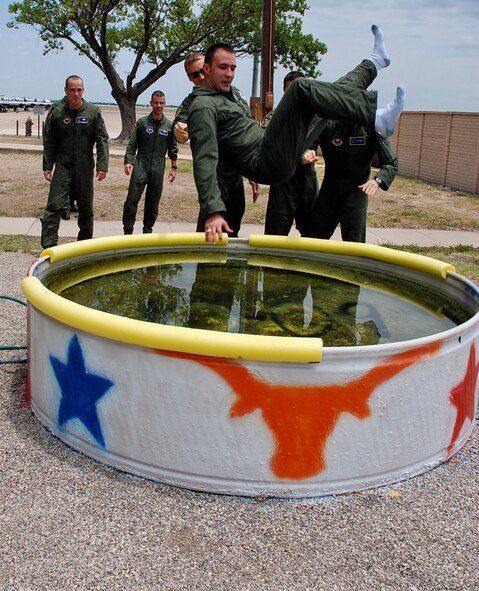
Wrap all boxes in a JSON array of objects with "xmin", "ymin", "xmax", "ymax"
[{"xmin": 188, "ymin": 69, "xmax": 204, "ymax": 79}]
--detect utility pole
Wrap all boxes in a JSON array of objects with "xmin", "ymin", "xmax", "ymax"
[
  {"xmin": 250, "ymin": 0, "xmax": 276, "ymax": 121},
  {"xmin": 251, "ymin": 54, "xmax": 260, "ymax": 98},
  {"xmin": 260, "ymin": 0, "xmax": 275, "ymax": 119}
]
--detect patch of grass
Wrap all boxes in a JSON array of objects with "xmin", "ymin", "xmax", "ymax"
[
  {"xmin": 399, "ymin": 208, "xmax": 453, "ymax": 225},
  {"xmin": 244, "ymin": 195, "xmax": 267, "ymax": 224},
  {"xmin": 0, "ymin": 235, "xmax": 40, "ymax": 252},
  {"xmin": 0, "ymin": 235, "xmax": 73, "ymax": 253},
  {"xmin": 106, "ymin": 184, "xmax": 130, "ymax": 191},
  {"xmin": 382, "ymin": 244, "xmax": 479, "ymax": 283},
  {"xmin": 177, "ymin": 161, "xmax": 194, "ymax": 174}
]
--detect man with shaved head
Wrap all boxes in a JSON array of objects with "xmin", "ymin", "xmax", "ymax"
[{"xmin": 41, "ymin": 75, "xmax": 109, "ymax": 248}]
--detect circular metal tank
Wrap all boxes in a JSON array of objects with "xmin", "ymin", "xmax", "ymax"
[{"xmin": 22, "ymin": 234, "xmax": 479, "ymax": 498}]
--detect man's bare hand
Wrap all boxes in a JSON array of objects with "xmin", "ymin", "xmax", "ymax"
[
  {"xmin": 204, "ymin": 213, "xmax": 232, "ymax": 244},
  {"xmin": 301, "ymin": 149, "xmax": 319, "ymax": 165},
  {"xmin": 124, "ymin": 163, "xmax": 133, "ymax": 176},
  {"xmin": 43, "ymin": 170, "xmax": 53, "ymax": 182},
  {"xmin": 249, "ymin": 180, "xmax": 260, "ymax": 203},
  {"xmin": 96, "ymin": 170, "xmax": 107, "ymax": 182},
  {"xmin": 358, "ymin": 179, "xmax": 379, "ymax": 196},
  {"xmin": 174, "ymin": 122, "xmax": 189, "ymax": 143}
]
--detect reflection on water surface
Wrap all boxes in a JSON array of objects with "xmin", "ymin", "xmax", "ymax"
[{"xmin": 52, "ymin": 252, "xmax": 470, "ymax": 347}]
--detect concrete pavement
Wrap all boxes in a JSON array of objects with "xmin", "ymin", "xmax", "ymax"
[{"xmin": 1, "ymin": 215, "xmax": 479, "ymax": 246}]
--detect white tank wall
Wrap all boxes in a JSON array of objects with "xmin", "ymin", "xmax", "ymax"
[{"xmin": 27, "ymin": 306, "xmax": 478, "ymax": 497}]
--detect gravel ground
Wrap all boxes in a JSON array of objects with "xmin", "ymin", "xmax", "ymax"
[{"xmin": 1, "ymin": 252, "xmax": 478, "ymax": 591}]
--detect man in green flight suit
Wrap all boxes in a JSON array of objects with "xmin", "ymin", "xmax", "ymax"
[
  {"xmin": 186, "ymin": 25, "xmax": 405, "ymax": 244},
  {"xmin": 41, "ymin": 75, "xmax": 109, "ymax": 249},
  {"xmin": 306, "ymin": 120, "xmax": 398, "ymax": 242},
  {"xmin": 173, "ymin": 52, "xmax": 259, "ymax": 236},
  {"xmin": 123, "ymin": 90, "xmax": 178, "ymax": 234},
  {"xmin": 44, "ymin": 97, "xmax": 80, "ymax": 221}
]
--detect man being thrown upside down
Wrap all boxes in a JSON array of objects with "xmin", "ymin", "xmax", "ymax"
[{"xmin": 175, "ymin": 25, "xmax": 405, "ymax": 244}]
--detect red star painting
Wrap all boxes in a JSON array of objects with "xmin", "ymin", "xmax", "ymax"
[{"xmin": 447, "ymin": 342, "xmax": 478, "ymax": 456}]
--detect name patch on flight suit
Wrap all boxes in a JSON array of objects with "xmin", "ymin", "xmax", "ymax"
[
  {"xmin": 63, "ymin": 117, "xmax": 72, "ymax": 125},
  {"xmin": 159, "ymin": 129, "xmax": 168, "ymax": 136},
  {"xmin": 76, "ymin": 117, "xmax": 89, "ymax": 124},
  {"xmin": 146, "ymin": 127, "xmax": 154, "ymax": 134},
  {"xmin": 349, "ymin": 136, "xmax": 366, "ymax": 146}
]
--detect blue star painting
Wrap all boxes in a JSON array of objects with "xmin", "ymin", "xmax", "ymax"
[{"xmin": 49, "ymin": 335, "xmax": 114, "ymax": 447}]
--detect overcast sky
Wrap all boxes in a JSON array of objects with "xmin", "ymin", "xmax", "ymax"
[{"xmin": 0, "ymin": 0, "xmax": 478, "ymax": 111}]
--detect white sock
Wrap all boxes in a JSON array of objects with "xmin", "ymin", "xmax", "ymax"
[
  {"xmin": 375, "ymin": 86, "xmax": 406, "ymax": 137},
  {"xmin": 369, "ymin": 24, "xmax": 390, "ymax": 71}
]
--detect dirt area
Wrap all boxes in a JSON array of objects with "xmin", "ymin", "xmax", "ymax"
[
  {"xmin": 1, "ymin": 106, "xmax": 478, "ymax": 229},
  {"xmin": 0, "ymin": 149, "xmax": 203, "ymax": 223}
]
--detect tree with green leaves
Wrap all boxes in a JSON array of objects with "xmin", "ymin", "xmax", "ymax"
[{"xmin": 8, "ymin": 0, "xmax": 326, "ymax": 142}]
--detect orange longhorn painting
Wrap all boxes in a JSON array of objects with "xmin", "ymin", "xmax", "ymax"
[{"xmin": 160, "ymin": 341, "xmax": 443, "ymax": 480}]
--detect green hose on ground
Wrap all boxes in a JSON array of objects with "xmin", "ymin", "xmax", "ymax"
[{"xmin": 1, "ymin": 294, "xmax": 27, "ymax": 363}]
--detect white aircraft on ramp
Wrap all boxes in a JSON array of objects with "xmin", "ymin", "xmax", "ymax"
[{"xmin": 0, "ymin": 95, "xmax": 53, "ymax": 112}]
